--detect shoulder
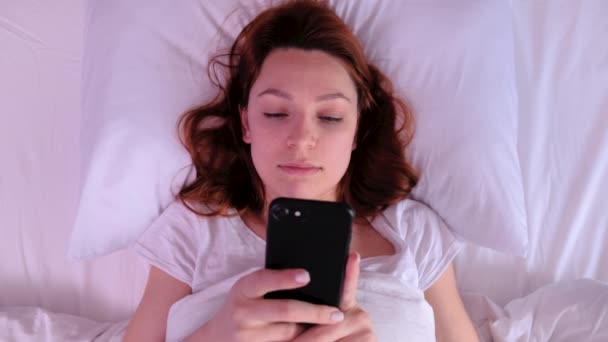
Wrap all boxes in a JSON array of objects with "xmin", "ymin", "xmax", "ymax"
[
  {"xmin": 158, "ymin": 199, "xmax": 235, "ymax": 225},
  {"xmin": 379, "ymin": 199, "xmax": 463, "ymax": 291},
  {"xmin": 141, "ymin": 199, "xmax": 239, "ymax": 243},
  {"xmin": 162, "ymin": 199, "xmax": 212, "ymax": 218},
  {"xmin": 154, "ymin": 199, "xmax": 202, "ymax": 221},
  {"xmin": 135, "ymin": 200, "xmax": 238, "ymax": 276},
  {"xmin": 379, "ymin": 198, "xmax": 447, "ymax": 238}
]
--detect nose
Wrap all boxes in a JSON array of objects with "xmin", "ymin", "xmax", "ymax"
[{"xmin": 286, "ymin": 115, "xmax": 317, "ymax": 150}]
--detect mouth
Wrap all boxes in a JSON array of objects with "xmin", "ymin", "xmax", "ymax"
[{"xmin": 278, "ymin": 162, "xmax": 322, "ymax": 175}]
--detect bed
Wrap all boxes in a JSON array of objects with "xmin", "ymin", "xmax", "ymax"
[{"xmin": 1, "ymin": 0, "xmax": 607, "ymax": 341}]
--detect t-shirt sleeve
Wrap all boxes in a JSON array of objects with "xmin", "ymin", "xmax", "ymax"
[
  {"xmin": 401, "ymin": 201, "xmax": 464, "ymax": 291},
  {"xmin": 133, "ymin": 200, "xmax": 201, "ymax": 287}
]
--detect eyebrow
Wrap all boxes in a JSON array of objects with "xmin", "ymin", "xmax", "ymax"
[{"xmin": 257, "ymin": 88, "xmax": 352, "ymax": 103}]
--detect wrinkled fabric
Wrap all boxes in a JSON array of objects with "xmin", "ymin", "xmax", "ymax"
[{"xmin": 166, "ymin": 271, "xmax": 436, "ymax": 342}]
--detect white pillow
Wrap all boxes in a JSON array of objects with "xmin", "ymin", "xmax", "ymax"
[{"xmin": 70, "ymin": 0, "xmax": 527, "ymax": 259}]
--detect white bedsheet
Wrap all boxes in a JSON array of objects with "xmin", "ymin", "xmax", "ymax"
[
  {"xmin": 0, "ymin": 307, "xmax": 126, "ymax": 342},
  {"xmin": 453, "ymin": 0, "xmax": 608, "ymax": 307},
  {"xmin": 0, "ymin": 0, "xmax": 147, "ymax": 323},
  {"xmin": 165, "ymin": 271, "xmax": 436, "ymax": 342},
  {"xmin": 2, "ymin": 279, "xmax": 607, "ymax": 342},
  {"xmin": 1, "ymin": 0, "xmax": 607, "ymax": 340},
  {"xmin": 492, "ymin": 280, "xmax": 608, "ymax": 341}
]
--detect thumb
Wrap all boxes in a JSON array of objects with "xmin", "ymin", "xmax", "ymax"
[{"xmin": 340, "ymin": 252, "xmax": 360, "ymax": 310}]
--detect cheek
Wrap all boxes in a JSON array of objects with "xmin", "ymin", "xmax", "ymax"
[
  {"xmin": 249, "ymin": 137, "xmax": 273, "ymax": 164},
  {"xmin": 323, "ymin": 132, "xmax": 356, "ymax": 170},
  {"xmin": 248, "ymin": 114, "xmax": 284, "ymax": 140},
  {"xmin": 248, "ymin": 131, "xmax": 281, "ymax": 176}
]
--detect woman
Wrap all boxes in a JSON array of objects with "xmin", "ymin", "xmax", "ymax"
[{"xmin": 125, "ymin": 0, "xmax": 479, "ymax": 341}]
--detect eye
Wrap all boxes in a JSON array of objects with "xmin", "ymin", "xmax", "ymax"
[
  {"xmin": 319, "ymin": 115, "xmax": 343, "ymax": 123},
  {"xmin": 264, "ymin": 112, "xmax": 288, "ymax": 119}
]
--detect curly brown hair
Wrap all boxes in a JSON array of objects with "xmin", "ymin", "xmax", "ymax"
[{"xmin": 178, "ymin": 0, "xmax": 418, "ymax": 219}]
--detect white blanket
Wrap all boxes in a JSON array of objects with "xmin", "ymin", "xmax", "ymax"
[
  {"xmin": 0, "ymin": 306, "xmax": 126, "ymax": 342},
  {"xmin": 166, "ymin": 270, "xmax": 436, "ymax": 342},
  {"xmin": 465, "ymin": 279, "xmax": 608, "ymax": 342},
  {"xmin": 2, "ymin": 279, "xmax": 606, "ymax": 341}
]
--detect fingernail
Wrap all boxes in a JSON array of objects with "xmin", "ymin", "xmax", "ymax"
[
  {"xmin": 330, "ymin": 311, "xmax": 344, "ymax": 322},
  {"xmin": 295, "ymin": 271, "xmax": 310, "ymax": 283},
  {"xmin": 355, "ymin": 252, "xmax": 361, "ymax": 262}
]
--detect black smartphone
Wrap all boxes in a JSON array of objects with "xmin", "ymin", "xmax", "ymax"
[{"xmin": 264, "ymin": 197, "xmax": 354, "ymax": 308}]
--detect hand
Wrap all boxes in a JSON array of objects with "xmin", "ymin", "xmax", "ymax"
[
  {"xmin": 292, "ymin": 252, "xmax": 376, "ymax": 342},
  {"xmin": 193, "ymin": 268, "xmax": 346, "ymax": 342}
]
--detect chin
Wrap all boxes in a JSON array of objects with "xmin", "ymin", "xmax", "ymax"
[{"xmin": 277, "ymin": 187, "xmax": 336, "ymax": 202}]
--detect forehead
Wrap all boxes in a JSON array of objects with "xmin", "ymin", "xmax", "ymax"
[{"xmin": 250, "ymin": 48, "xmax": 357, "ymax": 100}]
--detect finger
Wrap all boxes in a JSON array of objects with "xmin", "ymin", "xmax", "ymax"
[
  {"xmin": 293, "ymin": 308, "xmax": 372, "ymax": 342},
  {"xmin": 340, "ymin": 252, "xmax": 361, "ymax": 310},
  {"xmin": 248, "ymin": 322, "xmax": 306, "ymax": 342},
  {"xmin": 235, "ymin": 268, "xmax": 310, "ymax": 299},
  {"xmin": 245, "ymin": 298, "xmax": 345, "ymax": 325},
  {"xmin": 336, "ymin": 330, "xmax": 376, "ymax": 342},
  {"xmin": 291, "ymin": 320, "xmax": 351, "ymax": 342}
]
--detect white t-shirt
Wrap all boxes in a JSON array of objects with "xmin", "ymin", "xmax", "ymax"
[{"xmin": 134, "ymin": 198, "xmax": 462, "ymax": 341}]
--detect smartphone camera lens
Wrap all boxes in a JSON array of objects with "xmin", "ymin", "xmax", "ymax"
[{"xmin": 270, "ymin": 204, "xmax": 289, "ymax": 221}]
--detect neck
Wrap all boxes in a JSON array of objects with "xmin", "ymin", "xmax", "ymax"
[{"xmin": 246, "ymin": 187, "xmax": 343, "ymax": 227}]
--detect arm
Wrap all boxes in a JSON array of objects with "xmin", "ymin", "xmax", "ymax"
[
  {"xmin": 424, "ymin": 263, "xmax": 479, "ymax": 342},
  {"xmin": 123, "ymin": 266, "xmax": 192, "ymax": 342}
]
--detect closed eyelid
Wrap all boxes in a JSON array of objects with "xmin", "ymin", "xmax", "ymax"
[
  {"xmin": 319, "ymin": 115, "xmax": 343, "ymax": 122},
  {"xmin": 263, "ymin": 112, "xmax": 288, "ymax": 117}
]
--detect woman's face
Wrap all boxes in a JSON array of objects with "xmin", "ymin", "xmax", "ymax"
[{"xmin": 241, "ymin": 48, "xmax": 358, "ymax": 204}]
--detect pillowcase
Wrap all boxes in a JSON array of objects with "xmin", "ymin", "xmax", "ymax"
[{"xmin": 70, "ymin": 0, "xmax": 527, "ymax": 259}]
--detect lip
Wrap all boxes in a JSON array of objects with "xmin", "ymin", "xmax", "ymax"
[{"xmin": 278, "ymin": 162, "xmax": 322, "ymax": 175}]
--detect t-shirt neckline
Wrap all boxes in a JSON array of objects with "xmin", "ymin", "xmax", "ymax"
[{"xmin": 226, "ymin": 209, "xmax": 405, "ymax": 263}]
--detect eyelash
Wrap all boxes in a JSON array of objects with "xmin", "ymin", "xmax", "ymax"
[
  {"xmin": 263, "ymin": 113, "xmax": 343, "ymax": 123},
  {"xmin": 264, "ymin": 113, "xmax": 287, "ymax": 119},
  {"xmin": 320, "ymin": 116, "xmax": 343, "ymax": 123}
]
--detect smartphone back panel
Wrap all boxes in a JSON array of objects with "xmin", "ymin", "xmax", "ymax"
[{"xmin": 264, "ymin": 197, "xmax": 353, "ymax": 307}]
